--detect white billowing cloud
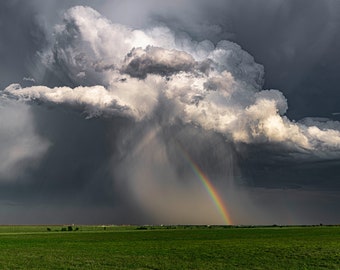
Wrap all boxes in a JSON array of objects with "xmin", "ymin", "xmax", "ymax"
[
  {"xmin": 5, "ymin": 75, "xmax": 163, "ymax": 120},
  {"xmin": 57, "ymin": 6, "xmax": 154, "ymax": 64},
  {"xmin": 0, "ymin": 98, "xmax": 50, "ymax": 180},
  {"xmin": 208, "ymin": 41, "xmax": 264, "ymax": 89},
  {"xmin": 4, "ymin": 5, "xmax": 340, "ymax": 158}
]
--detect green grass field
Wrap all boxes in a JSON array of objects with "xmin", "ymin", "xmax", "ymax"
[{"xmin": 0, "ymin": 225, "xmax": 339, "ymax": 269}]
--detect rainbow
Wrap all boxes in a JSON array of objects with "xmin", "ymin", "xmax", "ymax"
[{"xmin": 176, "ymin": 143, "xmax": 232, "ymax": 225}]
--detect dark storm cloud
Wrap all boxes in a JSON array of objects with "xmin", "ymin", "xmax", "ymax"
[
  {"xmin": 122, "ymin": 46, "xmax": 196, "ymax": 79},
  {"xmin": 1, "ymin": 0, "xmax": 340, "ymax": 225},
  {"xmin": 225, "ymin": 0, "xmax": 340, "ymax": 120},
  {"xmin": 0, "ymin": 97, "xmax": 49, "ymax": 180},
  {"xmin": 0, "ymin": 103, "xmax": 150, "ymax": 224},
  {"xmin": 0, "ymin": 0, "xmax": 46, "ymax": 89}
]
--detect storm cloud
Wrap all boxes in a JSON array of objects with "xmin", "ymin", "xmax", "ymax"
[
  {"xmin": 5, "ymin": 6, "xmax": 340, "ymax": 156},
  {"xmin": 0, "ymin": 0, "xmax": 340, "ymax": 225}
]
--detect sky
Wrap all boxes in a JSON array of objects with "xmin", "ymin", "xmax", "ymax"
[{"xmin": 0, "ymin": 0, "xmax": 340, "ymax": 225}]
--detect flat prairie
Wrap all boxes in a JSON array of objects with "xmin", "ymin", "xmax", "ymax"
[{"xmin": 0, "ymin": 225, "xmax": 339, "ymax": 269}]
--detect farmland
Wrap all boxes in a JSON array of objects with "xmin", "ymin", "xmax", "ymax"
[{"xmin": 0, "ymin": 225, "xmax": 339, "ymax": 269}]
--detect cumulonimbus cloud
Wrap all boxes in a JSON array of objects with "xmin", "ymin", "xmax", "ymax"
[{"xmin": 3, "ymin": 6, "xmax": 340, "ymax": 159}]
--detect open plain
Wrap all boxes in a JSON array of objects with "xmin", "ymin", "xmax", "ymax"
[{"xmin": 0, "ymin": 225, "xmax": 339, "ymax": 269}]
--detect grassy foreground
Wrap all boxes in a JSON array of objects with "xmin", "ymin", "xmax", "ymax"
[{"xmin": 0, "ymin": 225, "xmax": 339, "ymax": 269}]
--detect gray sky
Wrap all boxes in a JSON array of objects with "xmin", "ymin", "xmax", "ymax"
[{"xmin": 0, "ymin": 0, "xmax": 339, "ymax": 225}]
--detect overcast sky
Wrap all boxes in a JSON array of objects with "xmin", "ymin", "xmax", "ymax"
[{"xmin": 0, "ymin": 0, "xmax": 339, "ymax": 225}]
